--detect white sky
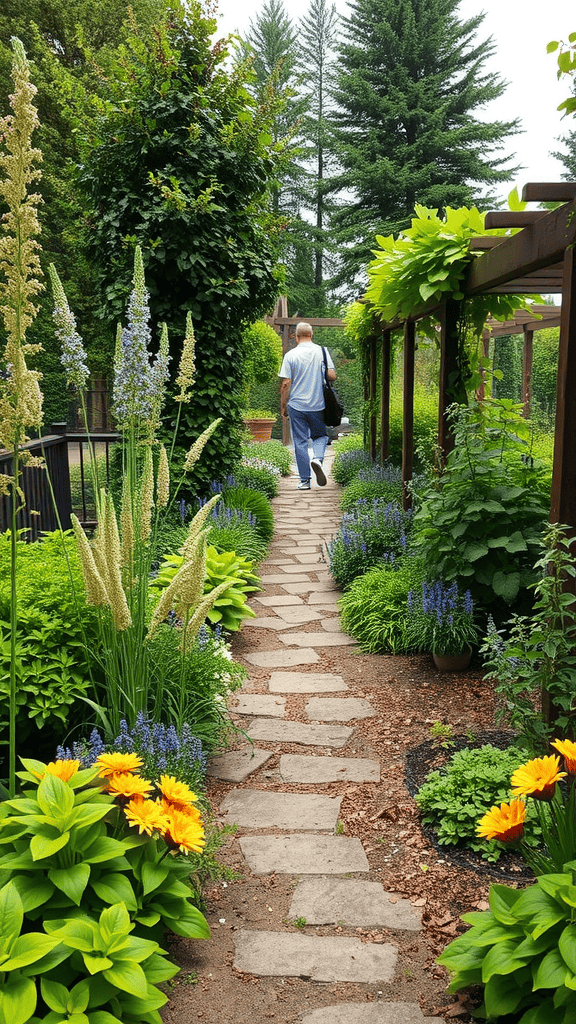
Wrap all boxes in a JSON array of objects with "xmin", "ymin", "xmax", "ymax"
[{"xmin": 212, "ymin": 0, "xmax": 576, "ymax": 206}]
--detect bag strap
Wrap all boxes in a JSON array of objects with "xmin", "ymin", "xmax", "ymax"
[{"xmin": 321, "ymin": 346, "xmax": 329, "ymax": 383}]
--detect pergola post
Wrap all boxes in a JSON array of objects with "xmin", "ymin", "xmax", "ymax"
[
  {"xmin": 402, "ymin": 321, "xmax": 415, "ymax": 510},
  {"xmin": 369, "ymin": 336, "xmax": 377, "ymax": 460},
  {"xmin": 550, "ymin": 245, "xmax": 576, "ymax": 531},
  {"xmin": 476, "ymin": 329, "xmax": 490, "ymax": 402},
  {"xmin": 522, "ymin": 326, "xmax": 534, "ymax": 418},
  {"xmin": 438, "ymin": 297, "xmax": 462, "ymax": 463},
  {"xmin": 380, "ymin": 328, "xmax": 391, "ymax": 462}
]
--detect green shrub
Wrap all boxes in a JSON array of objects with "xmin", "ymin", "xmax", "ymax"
[
  {"xmin": 388, "ymin": 384, "xmax": 438, "ymax": 468},
  {"xmin": 438, "ymin": 869, "xmax": 576, "ymax": 1021},
  {"xmin": 220, "ymin": 485, "xmax": 274, "ymax": 543},
  {"xmin": 340, "ymin": 474, "xmax": 403, "ymax": 512},
  {"xmin": 151, "ymin": 546, "xmax": 260, "ymax": 634},
  {"xmin": 243, "ymin": 439, "xmax": 292, "ymax": 476},
  {"xmin": 328, "ymin": 500, "xmax": 414, "ymax": 589},
  {"xmin": 415, "ymin": 744, "xmax": 529, "ymax": 862},
  {"xmin": 332, "ymin": 432, "xmax": 364, "ymax": 457},
  {"xmin": 339, "ymin": 557, "xmax": 424, "ymax": 653},
  {"xmin": 207, "ymin": 506, "xmax": 269, "ymax": 564},
  {"xmin": 332, "ymin": 447, "xmax": 373, "ymax": 486},
  {"xmin": 234, "ymin": 461, "xmax": 279, "ymax": 498}
]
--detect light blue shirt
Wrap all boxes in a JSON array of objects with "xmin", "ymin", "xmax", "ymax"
[{"xmin": 279, "ymin": 342, "xmax": 335, "ymax": 412}]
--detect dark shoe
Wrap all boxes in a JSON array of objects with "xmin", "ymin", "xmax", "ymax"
[{"xmin": 310, "ymin": 458, "xmax": 327, "ymax": 486}]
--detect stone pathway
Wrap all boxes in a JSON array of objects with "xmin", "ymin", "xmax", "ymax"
[{"xmin": 206, "ymin": 450, "xmax": 443, "ymax": 1023}]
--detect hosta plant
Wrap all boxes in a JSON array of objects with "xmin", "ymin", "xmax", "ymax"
[{"xmin": 151, "ymin": 546, "xmax": 260, "ymax": 633}]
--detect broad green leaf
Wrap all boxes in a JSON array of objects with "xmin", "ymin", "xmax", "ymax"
[
  {"xmin": 485, "ymin": 971, "xmax": 523, "ymax": 1017},
  {"xmin": 533, "ymin": 948, "xmax": 569, "ymax": 990},
  {"xmin": 40, "ymin": 977, "xmax": 69, "ymax": 1013},
  {"xmin": 9, "ymin": 874, "xmax": 54, "ymax": 913},
  {"xmin": 489, "ymin": 884, "xmax": 520, "ymax": 925},
  {"xmin": 492, "ymin": 570, "xmax": 520, "ymax": 603},
  {"xmin": 37, "ymin": 774, "xmax": 74, "ymax": 823},
  {"xmin": 91, "ymin": 874, "xmax": 137, "ymax": 912},
  {"xmin": 141, "ymin": 861, "xmax": 169, "ymax": 896},
  {"xmin": 482, "ymin": 940, "xmax": 529, "ymax": 982},
  {"xmin": 167, "ymin": 905, "xmax": 211, "ymax": 939},
  {"xmin": 67, "ymin": 978, "xmax": 90, "ymax": 1013},
  {"xmin": 506, "ymin": 531, "xmax": 528, "ymax": 553},
  {"xmin": 83, "ymin": 838, "xmax": 127, "ymax": 865},
  {"xmin": 103, "ymin": 960, "xmax": 149, "ymax": 998},
  {"xmin": 89, "ymin": 1013, "xmax": 123, "ymax": 1024},
  {"xmin": 98, "ymin": 902, "xmax": 132, "ymax": 941},
  {"xmin": 0, "ymin": 975, "xmax": 37, "ymax": 1024},
  {"xmin": 144, "ymin": 952, "xmax": 180, "ymax": 984},
  {"xmin": 114, "ymin": 935, "xmax": 159, "ymax": 963},
  {"xmin": 19, "ymin": 942, "xmax": 71, "ymax": 976},
  {"xmin": 0, "ymin": 882, "xmax": 23, "ymax": 954},
  {"xmin": 1, "ymin": 933, "xmax": 60, "ymax": 970},
  {"xmin": 116, "ymin": 983, "xmax": 168, "ymax": 1013},
  {"xmin": 519, "ymin": 999, "xmax": 564, "ymax": 1023},
  {"xmin": 49, "ymin": 863, "xmax": 90, "ymax": 905},
  {"xmin": 82, "ymin": 952, "xmax": 113, "ymax": 974},
  {"xmin": 48, "ymin": 918, "xmax": 98, "ymax": 952},
  {"xmin": 30, "ymin": 832, "xmax": 70, "ymax": 861},
  {"xmin": 559, "ymin": 925, "xmax": 576, "ymax": 972}
]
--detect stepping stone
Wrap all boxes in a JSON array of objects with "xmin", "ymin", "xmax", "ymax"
[
  {"xmin": 321, "ymin": 616, "xmax": 344, "ymax": 632},
  {"xmin": 233, "ymin": 930, "xmax": 397, "ymax": 983},
  {"xmin": 231, "ymin": 694, "xmax": 286, "ymax": 717},
  {"xmin": 206, "ymin": 747, "xmax": 273, "ymax": 782},
  {"xmin": 239, "ymin": 835, "xmax": 369, "ymax": 875},
  {"xmin": 274, "ymin": 606, "xmax": 323, "ymax": 624},
  {"xmin": 249, "ymin": 617, "xmax": 293, "ymax": 631},
  {"xmin": 278, "ymin": 631, "xmax": 357, "ymax": 647},
  {"xmin": 245, "ymin": 649, "xmax": 319, "ymax": 668},
  {"xmin": 308, "ymin": 590, "xmax": 340, "ymax": 604},
  {"xmin": 278, "ymin": 563, "xmax": 317, "ymax": 574},
  {"xmin": 259, "ymin": 573, "xmax": 311, "ymax": 584},
  {"xmin": 301, "ymin": 1005, "xmax": 443, "ymax": 1024},
  {"xmin": 262, "ymin": 559, "xmax": 297, "ymax": 566},
  {"xmin": 220, "ymin": 790, "xmax": 341, "ymax": 831},
  {"xmin": 289, "ymin": 879, "xmax": 421, "ymax": 931},
  {"xmin": 305, "ymin": 697, "xmax": 375, "ymax": 722},
  {"xmin": 254, "ymin": 595, "xmax": 304, "ymax": 606},
  {"xmin": 293, "ymin": 553, "xmax": 324, "ymax": 564},
  {"xmin": 268, "ymin": 672, "xmax": 347, "ymax": 693},
  {"xmin": 247, "ymin": 719, "xmax": 353, "ymax": 748},
  {"xmin": 280, "ymin": 546, "xmax": 321, "ymax": 555},
  {"xmin": 280, "ymin": 754, "xmax": 380, "ymax": 784},
  {"xmin": 282, "ymin": 581, "xmax": 339, "ymax": 595}
]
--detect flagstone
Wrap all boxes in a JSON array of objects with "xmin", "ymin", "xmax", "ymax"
[
  {"xmin": 305, "ymin": 697, "xmax": 375, "ymax": 722},
  {"xmin": 278, "ymin": 631, "xmax": 357, "ymax": 647},
  {"xmin": 206, "ymin": 747, "xmax": 273, "ymax": 782},
  {"xmin": 233, "ymin": 931, "xmax": 397, "ymax": 983},
  {"xmin": 220, "ymin": 789, "xmax": 341, "ymax": 831},
  {"xmin": 258, "ymin": 573, "xmax": 311, "ymax": 584},
  {"xmin": 320, "ymin": 616, "xmax": 345, "ymax": 633},
  {"xmin": 273, "ymin": 606, "xmax": 323, "ymax": 624},
  {"xmin": 231, "ymin": 694, "xmax": 286, "ymax": 717},
  {"xmin": 301, "ymin": 1004, "xmax": 443, "ymax": 1024},
  {"xmin": 279, "ymin": 754, "xmax": 380, "ymax": 783},
  {"xmin": 289, "ymin": 878, "xmax": 421, "ymax": 930},
  {"xmin": 248, "ymin": 617, "xmax": 294, "ymax": 630},
  {"xmin": 247, "ymin": 718, "xmax": 353, "ymax": 747},
  {"xmin": 293, "ymin": 553, "xmax": 325, "ymax": 564},
  {"xmin": 244, "ymin": 649, "xmax": 320, "ymax": 668},
  {"xmin": 308, "ymin": 590, "xmax": 341, "ymax": 604},
  {"xmin": 281, "ymin": 581, "xmax": 339, "ymax": 595},
  {"xmin": 254, "ymin": 595, "xmax": 304, "ymax": 606},
  {"xmin": 239, "ymin": 834, "xmax": 369, "ymax": 874},
  {"xmin": 268, "ymin": 671, "xmax": 347, "ymax": 693}
]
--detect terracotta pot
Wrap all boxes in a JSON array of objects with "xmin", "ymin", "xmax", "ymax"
[
  {"xmin": 243, "ymin": 417, "xmax": 276, "ymax": 442},
  {"xmin": 432, "ymin": 649, "xmax": 472, "ymax": 672}
]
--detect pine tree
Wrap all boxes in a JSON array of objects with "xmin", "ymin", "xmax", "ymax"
[
  {"xmin": 331, "ymin": 0, "xmax": 520, "ymax": 285},
  {"xmin": 298, "ymin": 0, "xmax": 339, "ymax": 312}
]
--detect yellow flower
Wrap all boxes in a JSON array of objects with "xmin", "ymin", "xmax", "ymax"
[
  {"xmin": 158, "ymin": 775, "xmax": 199, "ymax": 810},
  {"xmin": 124, "ymin": 798, "xmax": 169, "ymax": 836},
  {"xmin": 511, "ymin": 755, "xmax": 567, "ymax": 801},
  {"xmin": 477, "ymin": 799, "xmax": 526, "ymax": 842},
  {"xmin": 551, "ymin": 738, "xmax": 576, "ymax": 775},
  {"xmin": 164, "ymin": 808, "xmax": 205, "ymax": 855},
  {"xmin": 159, "ymin": 797, "xmax": 202, "ymax": 823},
  {"xmin": 95, "ymin": 752, "xmax": 144, "ymax": 778},
  {"xmin": 40, "ymin": 759, "xmax": 80, "ymax": 781},
  {"xmin": 103, "ymin": 772, "xmax": 154, "ymax": 800}
]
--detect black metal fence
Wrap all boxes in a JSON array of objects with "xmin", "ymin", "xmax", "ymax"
[{"xmin": 0, "ymin": 423, "xmax": 120, "ymax": 540}]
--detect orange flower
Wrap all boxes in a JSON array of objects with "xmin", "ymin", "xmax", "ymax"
[
  {"xmin": 124, "ymin": 798, "xmax": 169, "ymax": 836},
  {"xmin": 551, "ymin": 738, "xmax": 576, "ymax": 776},
  {"xmin": 477, "ymin": 799, "xmax": 526, "ymax": 842},
  {"xmin": 158, "ymin": 775, "xmax": 199, "ymax": 811},
  {"xmin": 104, "ymin": 772, "xmax": 154, "ymax": 799},
  {"xmin": 511, "ymin": 755, "xmax": 566, "ymax": 801},
  {"xmin": 164, "ymin": 807, "xmax": 205, "ymax": 855},
  {"xmin": 95, "ymin": 752, "xmax": 144, "ymax": 778},
  {"xmin": 42, "ymin": 759, "xmax": 81, "ymax": 782}
]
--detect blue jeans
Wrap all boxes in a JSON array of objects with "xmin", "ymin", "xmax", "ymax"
[{"xmin": 288, "ymin": 406, "xmax": 328, "ymax": 482}]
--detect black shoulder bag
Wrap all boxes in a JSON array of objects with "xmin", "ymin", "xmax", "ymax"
[{"xmin": 321, "ymin": 347, "xmax": 343, "ymax": 428}]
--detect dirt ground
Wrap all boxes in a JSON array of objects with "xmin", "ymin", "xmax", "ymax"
[{"xmin": 161, "ymin": 638, "xmax": 519, "ymax": 1024}]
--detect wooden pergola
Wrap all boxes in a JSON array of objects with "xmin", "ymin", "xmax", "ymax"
[{"xmin": 365, "ymin": 182, "xmax": 576, "ymax": 524}]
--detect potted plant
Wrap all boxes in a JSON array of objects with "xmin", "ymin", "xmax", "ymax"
[
  {"xmin": 406, "ymin": 580, "xmax": 479, "ymax": 670},
  {"xmin": 240, "ymin": 321, "xmax": 283, "ymax": 440},
  {"xmin": 242, "ymin": 407, "xmax": 278, "ymax": 442}
]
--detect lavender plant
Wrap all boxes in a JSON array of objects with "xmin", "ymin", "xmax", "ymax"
[
  {"xmin": 0, "ymin": 39, "xmax": 44, "ymax": 795},
  {"xmin": 406, "ymin": 579, "xmax": 480, "ymax": 655},
  {"xmin": 327, "ymin": 499, "xmax": 413, "ymax": 589}
]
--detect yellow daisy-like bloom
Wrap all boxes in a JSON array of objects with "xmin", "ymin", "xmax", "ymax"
[
  {"xmin": 164, "ymin": 808, "xmax": 205, "ymax": 855},
  {"xmin": 158, "ymin": 775, "xmax": 199, "ymax": 810},
  {"xmin": 511, "ymin": 755, "xmax": 567, "ymax": 801},
  {"xmin": 551, "ymin": 738, "xmax": 576, "ymax": 775},
  {"xmin": 41, "ymin": 759, "xmax": 80, "ymax": 781},
  {"xmin": 104, "ymin": 772, "xmax": 154, "ymax": 800},
  {"xmin": 124, "ymin": 798, "xmax": 170, "ymax": 836},
  {"xmin": 477, "ymin": 799, "xmax": 526, "ymax": 842},
  {"xmin": 159, "ymin": 796, "xmax": 202, "ymax": 823},
  {"xmin": 95, "ymin": 752, "xmax": 144, "ymax": 778}
]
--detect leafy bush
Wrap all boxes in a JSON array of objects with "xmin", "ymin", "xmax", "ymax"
[
  {"xmin": 207, "ymin": 505, "xmax": 269, "ymax": 564},
  {"xmin": 328, "ymin": 499, "xmax": 413, "ymax": 589},
  {"xmin": 220, "ymin": 485, "xmax": 274, "ymax": 543},
  {"xmin": 388, "ymin": 384, "xmax": 440, "ymax": 468},
  {"xmin": 340, "ymin": 472, "xmax": 403, "ymax": 512},
  {"xmin": 151, "ymin": 546, "xmax": 260, "ymax": 633},
  {"xmin": 332, "ymin": 432, "xmax": 364, "ymax": 457},
  {"xmin": 412, "ymin": 399, "xmax": 549, "ymax": 614},
  {"xmin": 339, "ymin": 557, "xmax": 424, "ymax": 653},
  {"xmin": 406, "ymin": 580, "xmax": 480, "ymax": 655},
  {"xmin": 234, "ymin": 460, "xmax": 279, "ymax": 498},
  {"xmin": 438, "ymin": 869, "xmax": 576, "ymax": 1021},
  {"xmin": 332, "ymin": 447, "xmax": 373, "ymax": 486},
  {"xmin": 240, "ymin": 320, "xmax": 283, "ymax": 406},
  {"xmin": 0, "ymin": 758, "xmax": 210, "ymax": 1024},
  {"xmin": 243, "ymin": 439, "xmax": 292, "ymax": 476},
  {"xmin": 415, "ymin": 744, "xmax": 528, "ymax": 861}
]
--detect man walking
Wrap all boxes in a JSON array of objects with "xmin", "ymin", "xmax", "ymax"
[{"xmin": 279, "ymin": 322, "xmax": 336, "ymax": 490}]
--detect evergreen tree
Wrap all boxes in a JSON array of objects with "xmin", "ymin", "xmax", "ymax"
[
  {"xmin": 298, "ymin": 0, "xmax": 339, "ymax": 313},
  {"xmin": 331, "ymin": 0, "xmax": 520, "ymax": 286}
]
